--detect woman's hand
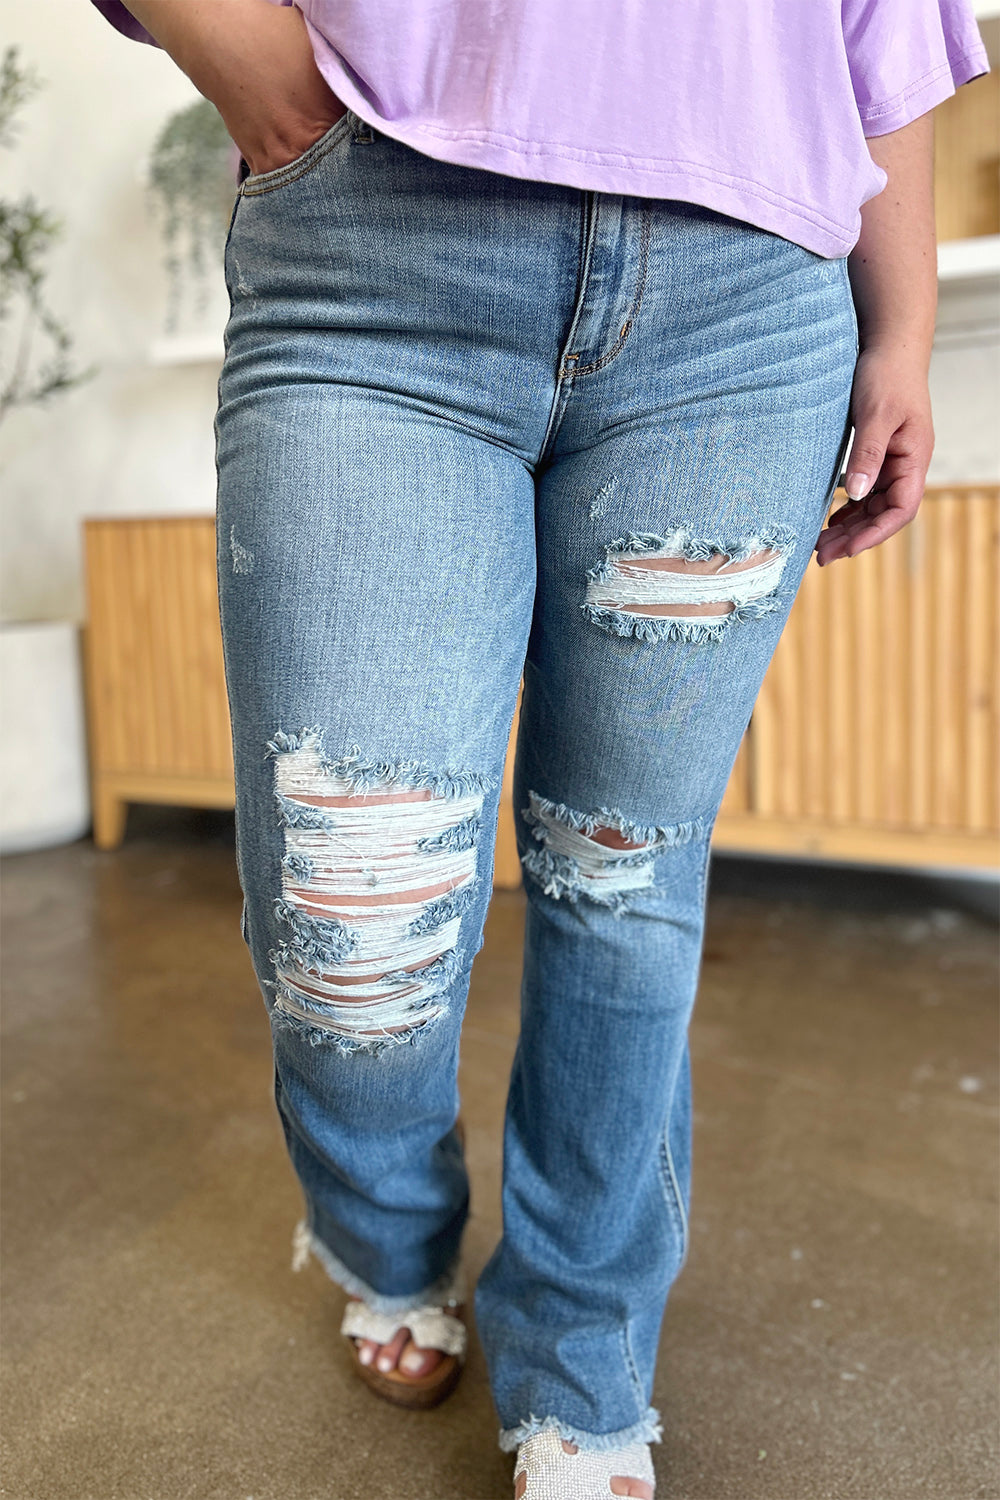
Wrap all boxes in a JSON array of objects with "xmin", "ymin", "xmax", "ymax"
[
  {"xmin": 814, "ymin": 343, "xmax": 934, "ymax": 567},
  {"xmin": 120, "ymin": 0, "xmax": 347, "ymax": 175},
  {"xmin": 199, "ymin": 4, "xmax": 348, "ymax": 176},
  {"xmin": 815, "ymin": 112, "xmax": 937, "ymax": 567}
]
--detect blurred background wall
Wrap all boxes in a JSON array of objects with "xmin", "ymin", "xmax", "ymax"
[{"xmin": 1, "ymin": 0, "xmax": 219, "ymax": 625}]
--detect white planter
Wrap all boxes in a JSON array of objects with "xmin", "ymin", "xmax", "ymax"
[{"xmin": 0, "ymin": 622, "xmax": 90, "ymax": 853}]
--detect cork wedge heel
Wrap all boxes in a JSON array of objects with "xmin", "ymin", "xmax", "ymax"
[
  {"xmin": 340, "ymin": 1115, "xmax": 468, "ymax": 1409},
  {"xmin": 341, "ymin": 1283, "xmax": 467, "ymax": 1409}
]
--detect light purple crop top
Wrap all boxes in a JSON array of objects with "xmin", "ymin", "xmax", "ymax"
[{"xmin": 92, "ymin": 0, "xmax": 989, "ymax": 258}]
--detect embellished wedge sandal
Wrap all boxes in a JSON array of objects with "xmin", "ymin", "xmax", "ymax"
[
  {"xmin": 340, "ymin": 1272, "xmax": 467, "ymax": 1409},
  {"xmin": 327, "ymin": 1117, "xmax": 469, "ymax": 1408},
  {"xmin": 513, "ymin": 1430, "xmax": 656, "ymax": 1499}
]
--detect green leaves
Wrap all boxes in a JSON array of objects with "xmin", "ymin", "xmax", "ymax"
[
  {"xmin": 0, "ymin": 46, "xmax": 93, "ymax": 427},
  {"xmin": 148, "ymin": 98, "xmax": 236, "ymax": 330}
]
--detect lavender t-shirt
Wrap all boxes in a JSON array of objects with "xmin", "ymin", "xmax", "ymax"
[{"xmin": 93, "ymin": 0, "xmax": 988, "ymax": 258}]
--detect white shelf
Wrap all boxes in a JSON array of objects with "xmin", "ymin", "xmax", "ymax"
[
  {"xmin": 148, "ymin": 333, "xmax": 225, "ymax": 366},
  {"xmin": 973, "ymin": 0, "xmax": 1000, "ymax": 19},
  {"xmin": 937, "ymin": 235, "xmax": 1000, "ymax": 281}
]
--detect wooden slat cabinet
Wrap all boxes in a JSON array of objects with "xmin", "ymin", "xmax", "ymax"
[
  {"xmin": 498, "ymin": 485, "xmax": 1000, "ymax": 877},
  {"xmin": 714, "ymin": 485, "xmax": 999, "ymax": 868},
  {"xmin": 84, "ymin": 490, "xmax": 999, "ymax": 871},
  {"xmin": 933, "ymin": 67, "xmax": 999, "ymax": 243},
  {"xmin": 83, "ymin": 517, "xmax": 234, "ymax": 849}
]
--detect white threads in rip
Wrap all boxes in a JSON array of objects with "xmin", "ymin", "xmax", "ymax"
[
  {"xmin": 586, "ymin": 538, "xmax": 787, "ymax": 620},
  {"xmin": 527, "ymin": 793, "xmax": 657, "ymax": 899},
  {"xmin": 273, "ymin": 743, "xmax": 482, "ymax": 1038}
]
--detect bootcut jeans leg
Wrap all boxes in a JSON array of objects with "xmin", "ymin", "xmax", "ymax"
[{"xmin": 213, "ymin": 113, "xmax": 858, "ymax": 1447}]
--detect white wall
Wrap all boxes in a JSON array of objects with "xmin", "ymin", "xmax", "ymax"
[
  {"xmin": 1, "ymin": 0, "xmax": 225, "ymax": 624},
  {"xmin": 929, "ymin": 280, "xmax": 1000, "ymax": 485},
  {"xmin": 1, "ymin": 0, "xmax": 997, "ymax": 624}
]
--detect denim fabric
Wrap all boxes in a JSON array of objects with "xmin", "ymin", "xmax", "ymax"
[{"xmin": 214, "ymin": 109, "xmax": 857, "ymax": 1452}]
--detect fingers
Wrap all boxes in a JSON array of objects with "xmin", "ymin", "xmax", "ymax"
[
  {"xmin": 843, "ymin": 421, "xmax": 894, "ymax": 506},
  {"xmin": 814, "ymin": 467, "xmax": 924, "ymax": 566},
  {"xmin": 845, "ymin": 450, "xmax": 881, "ymax": 510},
  {"xmin": 815, "ymin": 340, "xmax": 934, "ymax": 566}
]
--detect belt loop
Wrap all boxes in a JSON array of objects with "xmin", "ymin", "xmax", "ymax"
[{"xmin": 349, "ymin": 110, "xmax": 377, "ymax": 145}]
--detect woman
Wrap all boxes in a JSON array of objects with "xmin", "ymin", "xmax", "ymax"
[{"xmin": 92, "ymin": 2, "xmax": 988, "ymax": 1494}]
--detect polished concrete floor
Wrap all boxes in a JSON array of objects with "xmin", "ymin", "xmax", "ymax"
[{"xmin": 2, "ymin": 809, "xmax": 997, "ymax": 1500}]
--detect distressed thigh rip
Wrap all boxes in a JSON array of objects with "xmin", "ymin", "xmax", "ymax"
[
  {"xmin": 583, "ymin": 525, "xmax": 797, "ymax": 642},
  {"xmin": 265, "ymin": 731, "xmax": 494, "ymax": 1054}
]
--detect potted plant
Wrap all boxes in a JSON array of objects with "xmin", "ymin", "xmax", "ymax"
[
  {"xmin": 0, "ymin": 47, "xmax": 91, "ymax": 424},
  {"xmin": 0, "ymin": 45, "xmax": 94, "ymax": 853},
  {"xmin": 147, "ymin": 96, "xmax": 240, "ymax": 338}
]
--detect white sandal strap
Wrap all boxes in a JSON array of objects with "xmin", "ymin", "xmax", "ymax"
[
  {"xmin": 340, "ymin": 1299, "xmax": 467, "ymax": 1358},
  {"xmin": 514, "ymin": 1431, "xmax": 654, "ymax": 1499}
]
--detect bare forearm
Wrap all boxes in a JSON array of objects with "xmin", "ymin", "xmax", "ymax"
[
  {"xmin": 816, "ymin": 113, "xmax": 937, "ymax": 564},
  {"xmin": 114, "ymin": 0, "xmax": 344, "ymax": 174},
  {"xmin": 115, "ymin": 0, "xmax": 263, "ymax": 97},
  {"xmin": 847, "ymin": 113, "xmax": 937, "ymax": 363}
]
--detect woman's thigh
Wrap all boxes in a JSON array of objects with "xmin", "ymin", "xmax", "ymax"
[
  {"xmin": 521, "ymin": 203, "xmax": 858, "ymax": 853},
  {"xmin": 216, "ymin": 380, "xmax": 537, "ymax": 1038},
  {"xmin": 213, "ymin": 108, "xmax": 586, "ymax": 818},
  {"xmin": 216, "ymin": 386, "xmax": 535, "ymax": 763},
  {"xmin": 212, "ymin": 118, "xmax": 578, "ymax": 1042}
]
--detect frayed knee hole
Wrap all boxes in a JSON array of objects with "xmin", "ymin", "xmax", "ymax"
[{"xmin": 268, "ymin": 736, "xmax": 485, "ymax": 1046}]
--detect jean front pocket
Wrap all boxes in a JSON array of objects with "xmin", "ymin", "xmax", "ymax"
[{"xmin": 240, "ymin": 108, "xmax": 356, "ymax": 197}]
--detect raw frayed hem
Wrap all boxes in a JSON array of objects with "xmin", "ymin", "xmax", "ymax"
[
  {"xmin": 290, "ymin": 1220, "xmax": 464, "ymax": 1314},
  {"xmin": 498, "ymin": 1407, "xmax": 663, "ymax": 1455}
]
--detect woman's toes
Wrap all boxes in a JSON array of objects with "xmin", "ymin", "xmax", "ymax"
[
  {"xmin": 609, "ymin": 1480, "xmax": 653, "ymax": 1498},
  {"xmin": 374, "ymin": 1326, "xmax": 410, "ymax": 1373},
  {"xmin": 398, "ymin": 1337, "xmax": 444, "ymax": 1376},
  {"xmin": 515, "ymin": 1443, "xmax": 652, "ymax": 1499},
  {"xmin": 351, "ymin": 1309, "xmax": 447, "ymax": 1380}
]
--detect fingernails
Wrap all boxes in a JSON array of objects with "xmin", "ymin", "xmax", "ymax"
[
  {"xmin": 358, "ymin": 1345, "xmax": 373, "ymax": 1366},
  {"xmin": 377, "ymin": 1354, "xmax": 395, "ymax": 1372},
  {"xmin": 400, "ymin": 1348, "xmax": 427, "ymax": 1374},
  {"xmin": 845, "ymin": 472, "xmax": 870, "ymax": 500}
]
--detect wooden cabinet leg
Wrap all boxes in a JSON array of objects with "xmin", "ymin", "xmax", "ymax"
[
  {"xmin": 493, "ymin": 685, "xmax": 523, "ymax": 889},
  {"xmin": 91, "ymin": 784, "xmax": 128, "ymax": 850}
]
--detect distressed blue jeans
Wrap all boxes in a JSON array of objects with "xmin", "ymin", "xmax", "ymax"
[{"xmin": 214, "ymin": 109, "xmax": 857, "ymax": 1453}]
